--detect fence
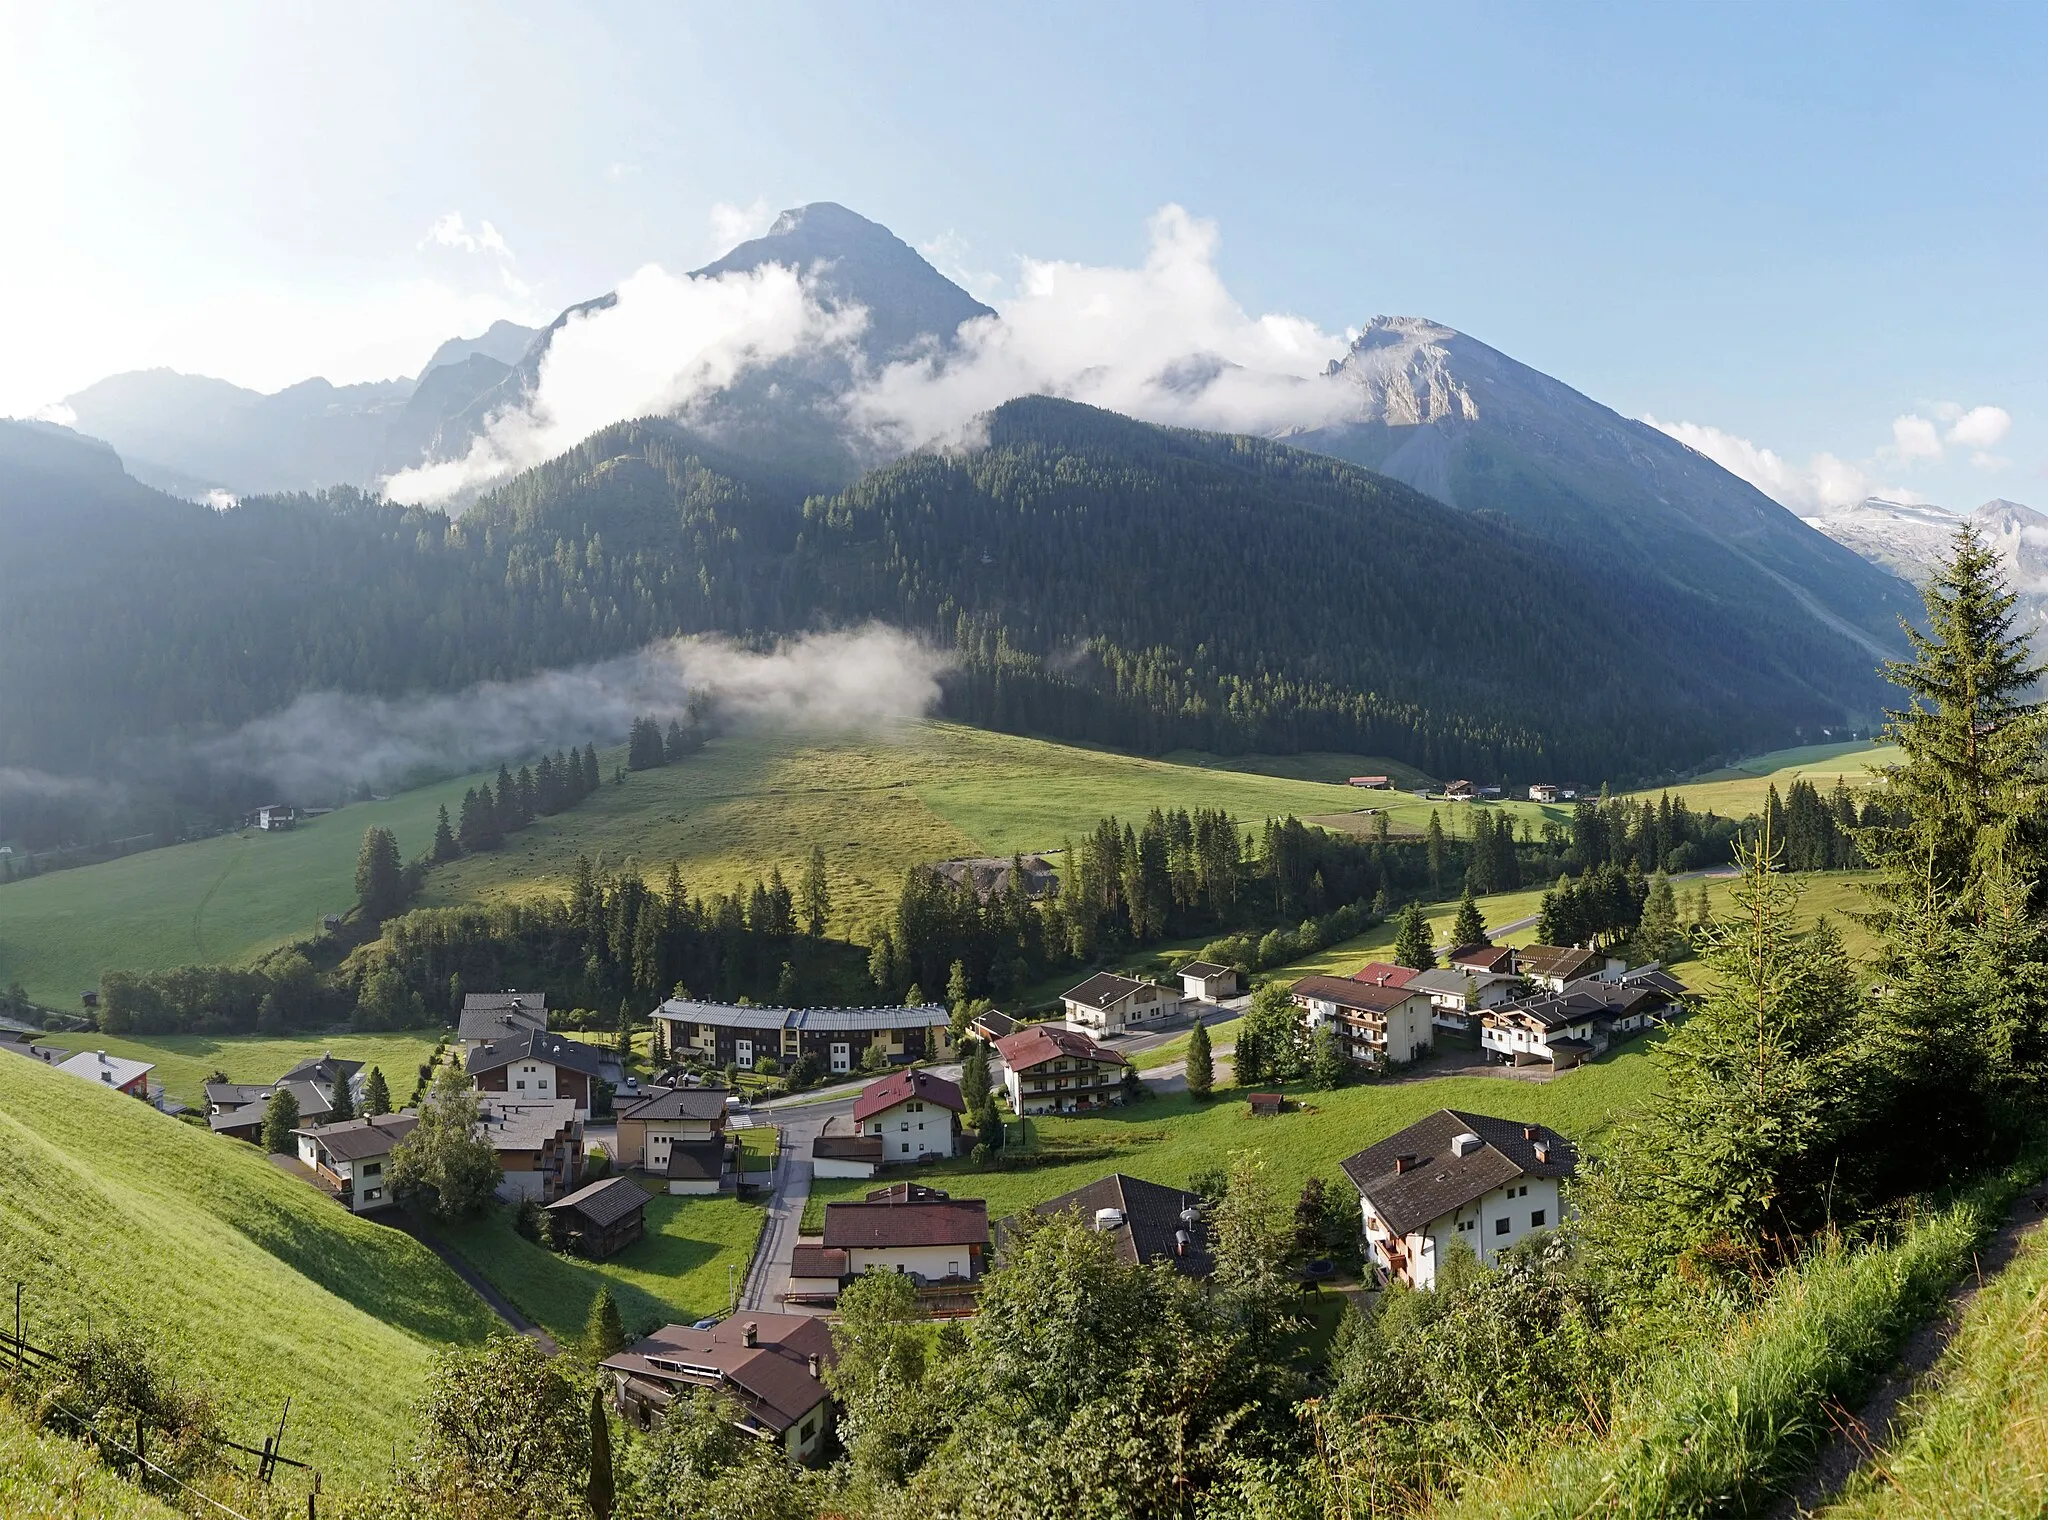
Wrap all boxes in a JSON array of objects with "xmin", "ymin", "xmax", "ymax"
[{"xmin": 3, "ymin": 1283, "xmax": 326, "ymax": 1519}]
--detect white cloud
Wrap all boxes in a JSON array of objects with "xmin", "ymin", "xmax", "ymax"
[
  {"xmin": 846, "ymin": 204, "xmax": 1352, "ymax": 450},
  {"xmin": 708, "ymin": 199, "xmax": 775, "ymax": 254},
  {"xmin": 1885, "ymin": 412, "xmax": 1946, "ymax": 466},
  {"xmin": 918, "ymin": 230, "xmax": 1003, "ymax": 300},
  {"xmin": 421, "ymin": 211, "xmax": 513, "ymax": 261},
  {"xmin": 382, "ymin": 259, "xmax": 865, "ymax": 504},
  {"xmin": 1946, "ymin": 404, "xmax": 2011, "ymax": 450},
  {"xmin": 1643, "ymin": 415, "xmax": 1918, "ymax": 513}
]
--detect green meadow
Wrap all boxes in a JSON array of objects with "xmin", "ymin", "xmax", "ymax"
[
  {"xmin": 76, "ymin": 1029, "xmax": 447, "ymax": 1110},
  {"xmin": 0, "ymin": 1054, "xmax": 500, "ymax": 1484}
]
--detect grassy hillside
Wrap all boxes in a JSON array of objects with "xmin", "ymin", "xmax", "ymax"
[
  {"xmin": 0, "ymin": 1055, "xmax": 499, "ymax": 1483},
  {"xmin": 0, "ymin": 722, "xmax": 1398, "ymax": 1005},
  {"xmin": 80, "ymin": 1030, "xmax": 445, "ymax": 1111},
  {"xmin": 1652, "ymin": 737, "xmax": 1898, "ymax": 818},
  {"xmin": 803, "ymin": 1040, "xmax": 1665, "ymax": 1231},
  {"xmin": 0, "ymin": 1401, "xmax": 187, "ymax": 1520}
]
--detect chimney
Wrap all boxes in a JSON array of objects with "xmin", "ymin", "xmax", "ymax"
[
  {"xmin": 807, "ymin": 1353, "xmax": 821, "ymax": 1378},
  {"xmin": 1524, "ymin": 1125, "xmax": 1539, "ymax": 1141},
  {"xmin": 1395, "ymin": 1154, "xmax": 1417, "ymax": 1174},
  {"xmin": 1534, "ymin": 1140, "xmax": 1551, "ymax": 1164},
  {"xmin": 742, "ymin": 1321, "xmax": 759, "ymax": 1348}
]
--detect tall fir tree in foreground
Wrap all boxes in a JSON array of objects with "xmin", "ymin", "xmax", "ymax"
[
  {"xmin": 1186, "ymin": 1017, "xmax": 1213, "ymax": 1100},
  {"xmin": 1860, "ymin": 524, "xmax": 2048, "ymax": 926},
  {"xmin": 1450, "ymin": 884, "xmax": 1488, "ymax": 948},
  {"xmin": 261, "ymin": 1085, "xmax": 300, "ymax": 1155},
  {"xmin": 1393, "ymin": 902, "xmax": 1437, "ymax": 970},
  {"xmin": 354, "ymin": 826, "xmax": 406, "ymax": 921},
  {"xmin": 362, "ymin": 1065, "xmax": 391, "ymax": 1116}
]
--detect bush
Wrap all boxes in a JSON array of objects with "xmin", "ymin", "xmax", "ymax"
[
  {"xmin": 513, "ymin": 1195, "xmax": 557, "ymax": 1249},
  {"xmin": 584, "ymin": 1145, "xmax": 611, "ymax": 1180}
]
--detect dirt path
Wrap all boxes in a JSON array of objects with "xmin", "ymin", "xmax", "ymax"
[
  {"xmin": 386, "ymin": 1211, "xmax": 561, "ymax": 1355},
  {"xmin": 1775, "ymin": 1174, "xmax": 2048, "ymax": 1518}
]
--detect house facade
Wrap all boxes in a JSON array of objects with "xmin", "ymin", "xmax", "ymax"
[
  {"xmin": 1339, "ymin": 1109, "xmax": 1577, "ymax": 1289},
  {"xmin": 603, "ymin": 1316, "xmax": 837, "ymax": 1461},
  {"xmin": 546, "ymin": 1175, "xmax": 648, "ymax": 1260},
  {"xmin": 995, "ymin": 1024, "xmax": 1129, "ymax": 1115},
  {"xmin": 851, "ymin": 1069, "xmax": 965, "ymax": 1163},
  {"xmin": 466, "ymin": 1027, "xmax": 606, "ymax": 1118},
  {"xmin": 291, "ymin": 1113, "xmax": 418, "ymax": 1213},
  {"xmin": 479, "ymin": 1097, "xmax": 583, "ymax": 1202},
  {"xmin": 55, "ymin": 1049, "xmax": 155, "ymax": 1099},
  {"xmin": 1405, "ymin": 967, "xmax": 1522, "ymax": 1038},
  {"xmin": 652, "ymin": 999, "xmax": 952, "ymax": 1076},
  {"xmin": 1514, "ymin": 945, "xmax": 1625, "ymax": 992},
  {"xmin": 1178, "ymin": 961, "xmax": 1242, "ymax": 1003},
  {"xmin": 1289, "ymin": 975, "xmax": 1435, "ymax": 1071},
  {"xmin": 1061, "ymin": 972, "xmax": 1183, "ymax": 1035}
]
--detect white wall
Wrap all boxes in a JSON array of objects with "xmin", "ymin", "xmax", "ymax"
[
  {"xmin": 1364, "ymin": 1175, "xmax": 1567, "ymax": 1289},
  {"xmin": 847, "ymin": 1246, "xmax": 975, "ymax": 1281},
  {"xmin": 666, "ymin": 1176, "xmax": 719, "ymax": 1195},
  {"xmin": 813, "ymin": 1156, "xmax": 880, "ymax": 1180},
  {"xmin": 861, "ymin": 1098, "xmax": 955, "ymax": 1160}
]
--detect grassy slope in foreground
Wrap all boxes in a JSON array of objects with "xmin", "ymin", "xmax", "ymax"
[
  {"xmin": 0, "ymin": 1401, "xmax": 186, "ymax": 1520},
  {"xmin": 804, "ymin": 1038, "xmax": 1662, "ymax": 1231},
  {"xmin": 0, "ymin": 1055, "xmax": 499, "ymax": 1483},
  {"xmin": 80, "ymin": 1029, "xmax": 445, "ymax": 1112},
  {"xmin": 436, "ymin": 1184, "xmax": 766, "ymax": 1346}
]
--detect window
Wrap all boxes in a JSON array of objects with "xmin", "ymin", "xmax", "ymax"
[
  {"xmin": 1531, "ymin": 1210, "xmax": 1546, "ymax": 1227},
  {"xmin": 361, "ymin": 1162, "xmax": 382, "ymax": 1178},
  {"xmin": 516, "ymin": 1080, "xmax": 527, "ymax": 1091},
  {"xmin": 1495, "ymin": 1217, "xmax": 1510, "ymax": 1236},
  {"xmin": 800, "ymin": 1419, "xmax": 815, "ymax": 1442},
  {"xmin": 948, "ymin": 1260, "xmax": 960, "ymax": 1276},
  {"xmin": 361, "ymin": 1188, "xmax": 383, "ymax": 1203},
  {"xmin": 902, "ymin": 1143, "xmax": 910, "ymax": 1154}
]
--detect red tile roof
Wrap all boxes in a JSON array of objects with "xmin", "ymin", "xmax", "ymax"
[
  {"xmin": 1350, "ymin": 962, "xmax": 1419, "ymax": 987},
  {"xmin": 1291, "ymin": 974, "xmax": 1424, "ymax": 1012},
  {"xmin": 852, "ymin": 1068, "xmax": 966, "ymax": 1123},
  {"xmin": 994, "ymin": 1024, "xmax": 1127, "ymax": 1072}
]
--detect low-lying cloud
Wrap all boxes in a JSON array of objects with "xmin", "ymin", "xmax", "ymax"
[
  {"xmin": 189, "ymin": 626, "xmax": 948, "ymax": 801},
  {"xmin": 383, "ymin": 261, "xmax": 865, "ymax": 505},
  {"xmin": 844, "ymin": 205, "xmax": 1354, "ymax": 450},
  {"xmin": 1643, "ymin": 415, "xmax": 1902, "ymax": 514}
]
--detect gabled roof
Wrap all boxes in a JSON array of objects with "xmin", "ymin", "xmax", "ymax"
[
  {"xmin": 994, "ymin": 1024, "xmax": 1128, "ymax": 1072},
  {"xmin": 602, "ymin": 1315, "xmax": 834, "ymax": 1432},
  {"xmin": 546, "ymin": 1175, "xmax": 649, "ymax": 1228},
  {"xmin": 459, "ymin": 993, "xmax": 547, "ymax": 1043},
  {"xmin": 1339, "ymin": 1109, "xmax": 1577, "ymax": 1237},
  {"xmin": 790, "ymin": 1244, "xmax": 851, "ymax": 1280},
  {"xmin": 970, "ymin": 1009, "xmax": 1022, "ymax": 1040},
  {"xmin": 1517, "ymin": 945, "xmax": 1605, "ymax": 982},
  {"xmin": 1290, "ymin": 974, "xmax": 1425, "ymax": 1013},
  {"xmin": 653, "ymin": 999, "xmax": 949, "ymax": 1033},
  {"xmin": 465, "ymin": 1027, "xmax": 607, "ymax": 1080},
  {"xmin": 1179, "ymin": 961, "xmax": 1232, "ymax": 979},
  {"xmin": 291, "ymin": 1112, "xmax": 418, "ymax": 1161},
  {"xmin": 1620, "ymin": 966, "xmax": 1689, "ymax": 999},
  {"xmin": 277, "ymin": 1052, "xmax": 362, "ymax": 1089},
  {"xmin": 1406, "ymin": 968, "xmax": 1516, "ymax": 998},
  {"xmin": 1024, "ymin": 1173, "xmax": 1211, "ymax": 1276},
  {"xmin": 822, "ymin": 1193, "xmax": 989, "ymax": 1251},
  {"xmin": 55, "ymin": 1050, "xmax": 153, "ymax": 1089},
  {"xmin": 1448, "ymin": 943, "xmax": 1516, "ymax": 974},
  {"xmin": 664, "ymin": 1139, "xmax": 727, "ymax": 1182},
  {"xmin": 1350, "ymin": 962, "xmax": 1419, "ymax": 987},
  {"xmin": 852, "ymin": 1068, "xmax": 965, "ymax": 1123},
  {"xmin": 1063, "ymin": 972, "xmax": 1152, "ymax": 1010},
  {"xmin": 204, "ymin": 1081, "xmax": 273, "ymax": 1110},
  {"xmin": 617, "ymin": 1087, "xmax": 729, "ymax": 1123},
  {"xmin": 812, "ymin": 1134, "xmax": 884, "ymax": 1161}
]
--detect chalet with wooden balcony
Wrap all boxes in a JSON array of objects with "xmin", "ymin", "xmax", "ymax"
[
  {"xmin": 995, "ymin": 1024, "xmax": 1129, "ymax": 1115},
  {"xmin": 1289, "ymin": 973, "xmax": 1435, "ymax": 1071}
]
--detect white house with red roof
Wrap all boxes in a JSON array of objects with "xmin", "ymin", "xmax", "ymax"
[
  {"xmin": 994, "ymin": 1023, "xmax": 1129, "ymax": 1115},
  {"xmin": 851, "ymin": 1068, "xmax": 965, "ymax": 1162},
  {"xmin": 820, "ymin": 1182, "xmax": 988, "ymax": 1283}
]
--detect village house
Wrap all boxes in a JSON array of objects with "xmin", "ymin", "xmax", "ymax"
[
  {"xmin": 615, "ymin": 1086, "xmax": 730, "ymax": 1193},
  {"xmin": 1339, "ymin": 1109, "xmax": 1578, "ymax": 1289},
  {"xmin": 817, "ymin": 1182, "xmax": 988, "ymax": 1285},
  {"xmin": 1514, "ymin": 944, "xmax": 1625, "ymax": 992},
  {"xmin": 546, "ymin": 1174, "xmax": 649, "ymax": 1260},
  {"xmin": 1289, "ymin": 974, "xmax": 1435, "ymax": 1071},
  {"xmin": 458, "ymin": 991, "xmax": 547, "ymax": 1052},
  {"xmin": 809, "ymin": 1129, "xmax": 886, "ymax": 1180},
  {"xmin": 1527, "ymin": 784, "xmax": 1560, "ymax": 803},
  {"xmin": 291, "ymin": 1112, "xmax": 418, "ymax": 1213},
  {"xmin": 968, "ymin": 1008, "xmax": 1022, "ymax": 1043},
  {"xmin": 1447, "ymin": 943, "xmax": 1518, "ymax": 976},
  {"xmin": 995, "ymin": 1023, "xmax": 1130, "ymax": 1115},
  {"xmin": 930, "ymin": 854, "xmax": 1060, "ymax": 902},
  {"xmin": 652, "ymin": 998, "xmax": 952, "ymax": 1077},
  {"xmin": 0, "ymin": 1033, "xmax": 74, "ymax": 1069},
  {"xmin": 1443, "ymin": 779, "xmax": 1478, "ymax": 801},
  {"xmin": 1020, "ymin": 1173, "xmax": 1212, "ymax": 1277},
  {"xmin": 53, "ymin": 1048, "xmax": 155, "ymax": 1100},
  {"xmin": 205, "ymin": 1052, "xmax": 369, "ymax": 1140},
  {"xmin": 1060, "ymin": 971, "xmax": 1183, "ymax": 1035},
  {"xmin": 603, "ymin": 1315, "xmax": 837, "ymax": 1461},
  {"xmin": 851, "ymin": 1069, "xmax": 964, "ymax": 1163},
  {"xmin": 250, "ymin": 804, "xmax": 297, "ymax": 830},
  {"xmin": 466, "ymin": 1027, "xmax": 607, "ymax": 1118},
  {"xmin": 1404, "ymin": 966, "xmax": 1522, "ymax": 1039},
  {"xmin": 1346, "ymin": 775, "xmax": 1393, "ymax": 789},
  {"xmin": 1350, "ymin": 961, "xmax": 1420, "ymax": 988},
  {"xmin": 1481, "ymin": 970, "xmax": 1687, "ymax": 1069},
  {"xmin": 1178, "ymin": 961, "xmax": 1242, "ymax": 1003},
  {"xmin": 478, "ymin": 1096, "xmax": 583, "ymax": 1202}
]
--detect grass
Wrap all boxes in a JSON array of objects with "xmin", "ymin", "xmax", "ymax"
[
  {"xmin": 69, "ymin": 1029, "xmax": 447, "ymax": 1111},
  {"xmin": 435, "ymin": 1186, "xmax": 766, "ymax": 1346},
  {"xmin": 0, "ymin": 1053, "xmax": 501, "ymax": 1484},
  {"xmin": 736, "ymin": 1126, "xmax": 779, "ymax": 1173},
  {"xmin": 800, "ymin": 1038, "xmax": 1666, "ymax": 1232},
  {"xmin": 1645, "ymin": 738, "xmax": 1900, "ymax": 820},
  {"xmin": 1818, "ymin": 1192, "xmax": 2048, "ymax": 1517},
  {"xmin": 0, "ymin": 1399, "xmax": 187, "ymax": 1519},
  {"xmin": 1439, "ymin": 1172, "xmax": 2024, "ymax": 1520}
]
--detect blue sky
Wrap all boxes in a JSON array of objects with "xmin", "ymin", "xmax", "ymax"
[{"xmin": 4, "ymin": 1, "xmax": 2043, "ymax": 510}]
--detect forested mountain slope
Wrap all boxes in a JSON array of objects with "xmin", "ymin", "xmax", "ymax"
[{"xmin": 3, "ymin": 400, "xmax": 1885, "ymax": 790}]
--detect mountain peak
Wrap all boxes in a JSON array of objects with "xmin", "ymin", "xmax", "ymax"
[
  {"xmin": 1328, "ymin": 314, "xmax": 1478, "ymax": 425},
  {"xmin": 763, "ymin": 201, "xmax": 891, "ymax": 241}
]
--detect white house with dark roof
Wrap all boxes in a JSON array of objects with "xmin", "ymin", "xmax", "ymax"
[
  {"xmin": 1289, "ymin": 974, "xmax": 1435, "ymax": 1071},
  {"xmin": 651, "ymin": 999, "xmax": 952, "ymax": 1076},
  {"xmin": 1339, "ymin": 1109, "xmax": 1577, "ymax": 1289},
  {"xmin": 1061, "ymin": 972, "xmax": 1183, "ymax": 1035},
  {"xmin": 614, "ymin": 1086, "xmax": 729, "ymax": 1192},
  {"xmin": 1404, "ymin": 966, "xmax": 1522, "ymax": 1038},
  {"xmin": 292, "ymin": 1112, "xmax": 418, "ymax": 1213},
  {"xmin": 851, "ymin": 1068, "xmax": 964, "ymax": 1162},
  {"xmin": 478, "ymin": 1096, "xmax": 583, "ymax": 1202},
  {"xmin": 458, "ymin": 992, "xmax": 548, "ymax": 1052},
  {"xmin": 466, "ymin": 1027, "xmax": 607, "ymax": 1118},
  {"xmin": 995, "ymin": 1024, "xmax": 1129, "ymax": 1114},
  {"xmin": 1177, "ymin": 961, "xmax": 1242, "ymax": 1003}
]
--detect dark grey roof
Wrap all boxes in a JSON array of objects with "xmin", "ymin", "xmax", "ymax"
[
  {"xmin": 654, "ymin": 999, "xmax": 948, "ymax": 1034},
  {"xmin": 1619, "ymin": 967, "xmax": 1689, "ymax": 999},
  {"xmin": 477, "ymin": 1097, "xmax": 580, "ymax": 1151},
  {"xmin": 813, "ymin": 1135, "xmax": 884, "ymax": 1161},
  {"xmin": 277, "ymin": 1053, "xmax": 363, "ymax": 1089},
  {"xmin": 465, "ymin": 1027, "xmax": 607, "ymax": 1080},
  {"xmin": 291, "ymin": 1112, "xmax": 418, "ymax": 1160},
  {"xmin": 1024, "ymin": 1173, "xmax": 1211, "ymax": 1276},
  {"xmin": 459, "ymin": 993, "xmax": 547, "ymax": 1043},
  {"xmin": 1517, "ymin": 946, "xmax": 1604, "ymax": 982},
  {"xmin": 547, "ymin": 1175, "xmax": 649, "ymax": 1228},
  {"xmin": 1063, "ymin": 972, "xmax": 1150, "ymax": 1010},
  {"xmin": 1339, "ymin": 1109, "xmax": 1577, "ymax": 1237},
  {"xmin": 664, "ymin": 1139, "xmax": 727, "ymax": 1181},
  {"xmin": 204, "ymin": 1081, "xmax": 272, "ymax": 1110},
  {"xmin": 1179, "ymin": 961, "xmax": 1232, "ymax": 979},
  {"xmin": 617, "ymin": 1087, "xmax": 729, "ymax": 1123}
]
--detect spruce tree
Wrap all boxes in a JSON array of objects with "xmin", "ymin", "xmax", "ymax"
[
  {"xmin": 1450, "ymin": 884, "xmax": 1488, "ymax": 948},
  {"xmin": 800, "ymin": 845, "xmax": 830, "ymax": 937},
  {"xmin": 1861, "ymin": 524, "xmax": 2048, "ymax": 926},
  {"xmin": 584, "ymin": 1284, "xmax": 627, "ymax": 1357},
  {"xmin": 430, "ymin": 805, "xmax": 460, "ymax": 863},
  {"xmin": 1309, "ymin": 1020, "xmax": 1349, "ymax": 1088},
  {"xmin": 354, "ymin": 826, "xmax": 406, "ymax": 920},
  {"xmin": 582, "ymin": 743, "xmax": 602, "ymax": 793},
  {"xmin": 261, "ymin": 1085, "xmax": 300, "ymax": 1154},
  {"xmin": 1186, "ymin": 1017, "xmax": 1213, "ymax": 1099},
  {"xmin": 363, "ymin": 1065, "xmax": 391, "ymax": 1116},
  {"xmin": 1393, "ymin": 902, "xmax": 1437, "ymax": 970},
  {"xmin": 328, "ymin": 1068, "xmax": 355, "ymax": 1123},
  {"xmin": 1426, "ymin": 810, "xmax": 1446, "ymax": 891},
  {"xmin": 1636, "ymin": 874, "xmax": 1682, "ymax": 960}
]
